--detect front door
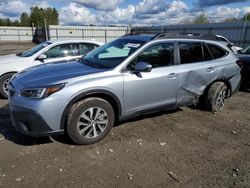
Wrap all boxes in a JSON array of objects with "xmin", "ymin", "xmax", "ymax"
[
  {"xmin": 123, "ymin": 42, "xmax": 179, "ymax": 116},
  {"xmin": 37, "ymin": 43, "xmax": 77, "ymax": 64}
]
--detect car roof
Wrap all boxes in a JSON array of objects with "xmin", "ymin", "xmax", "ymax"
[{"xmin": 48, "ymin": 39, "xmax": 103, "ymax": 46}]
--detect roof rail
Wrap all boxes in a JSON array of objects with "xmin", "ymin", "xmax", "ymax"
[
  {"xmin": 122, "ymin": 32, "xmax": 222, "ymax": 42},
  {"xmin": 152, "ymin": 33, "xmax": 218, "ymax": 41}
]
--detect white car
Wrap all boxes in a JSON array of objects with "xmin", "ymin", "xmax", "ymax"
[{"xmin": 0, "ymin": 40, "xmax": 103, "ymax": 98}]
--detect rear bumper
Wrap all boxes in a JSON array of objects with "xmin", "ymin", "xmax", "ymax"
[
  {"xmin": 228, "ymin": 71, "xmax": 241, "ymax": 96},
  {"xmin": 9, "ymin": 105, "xmax": 64, "ymax": 137}
]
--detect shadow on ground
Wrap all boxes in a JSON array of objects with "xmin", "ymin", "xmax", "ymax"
[{"xmin": 0, "ymin": 102, "xmax": 185, "ymax": 146}]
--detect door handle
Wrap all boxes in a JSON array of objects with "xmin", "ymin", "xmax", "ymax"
[
  {"xmin": 207, "ymin": 67, "xmax": 215, "ymax": 72},
  {"xmin": 168, "ymin": 73, "xmax": 178, "ymax": 79}
]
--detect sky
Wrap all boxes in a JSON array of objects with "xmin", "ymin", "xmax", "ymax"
[{"xmin": 0, "ymin": 0, "xmax": 250, "ymax": 26}]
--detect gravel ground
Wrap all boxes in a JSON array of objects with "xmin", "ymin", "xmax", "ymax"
[{"xmin": 0, "ymin": 43, "xmax": 249, "ymax": 188}]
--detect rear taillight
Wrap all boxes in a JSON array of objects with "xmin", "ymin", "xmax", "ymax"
[{"xmin": 236, "ymin": 60, "xmax": 243, "ymax": 68}]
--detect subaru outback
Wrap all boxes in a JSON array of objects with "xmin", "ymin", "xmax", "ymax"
[{"xmin": 8, "ymin": 33, "xmax": 241, "ymax": 145}]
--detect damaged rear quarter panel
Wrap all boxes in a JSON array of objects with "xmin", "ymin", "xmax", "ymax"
[{"xmin": 176, "ymin": 54, "xmax": 239, "ymax": 106}]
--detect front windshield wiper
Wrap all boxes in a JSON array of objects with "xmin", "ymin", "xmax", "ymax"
[
  {"xmin": 81, "ymin": 58, "xmax": 110, "ymax": 69},
  {"xmin": 82, "ymin": 58, "xmax": 93, "ymax": 67}
]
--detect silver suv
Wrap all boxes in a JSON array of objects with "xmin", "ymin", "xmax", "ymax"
[{"xmin": 8, "ymin": 34, "xmax": 241, "ymax": 145}]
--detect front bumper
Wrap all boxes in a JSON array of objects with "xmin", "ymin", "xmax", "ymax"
[{"xmin": 9, "ymin": 105, "xmax": 64, "ymax": 137}]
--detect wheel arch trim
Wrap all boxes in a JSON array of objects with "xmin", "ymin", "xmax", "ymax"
[{"xmin": 60, "ymin": 89, "xmax": 122, "ymax": 130}]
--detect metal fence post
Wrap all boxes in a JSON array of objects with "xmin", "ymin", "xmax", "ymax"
[
  {"xmin": 82, "ymin": 29, "xmax": 84, "ymax": 39},
  {"xmin": 17, "ymin": 29, "xmax": 20, "ymax": 41},
  {"xmin": 105, "ymin": 30, "xmax": 107, "ymax": 43},
  {"xmin": 56, "ymin": 28, "xmax": 58, "ymax": 39}
]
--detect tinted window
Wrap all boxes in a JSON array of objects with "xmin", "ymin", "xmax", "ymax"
[
  {"xmin": 203, "ymin": 43, "xmax": 213, "ymax": 61},
  {"xmin": 44, "ymin": 43, "xmax": 75, "ymax": 58},
  {"xmin": 77, "ymin": 43, "xmax": 99, "ymax": 56},
  {"xmin": 179, "ymin": 42, "xmax": 203, "ymax": 64},
  {"xmin": 132, "ymin": 43, "xmax": 174, "ymax": 68},
  {"xmin": 207, "ymin": 44, "xmax": 227, "ymax": 59}
]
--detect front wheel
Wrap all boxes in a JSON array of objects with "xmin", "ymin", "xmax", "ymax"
[
  {"xmin": 206, "ymin": 82, "xmax": 228, "ymax": 112},
  {"xmin": 0, "ymin": 73, "xmax": 15, "ymax": 98},
  {"xmin": 67, "ymin": 97, "xmax": 115, "ymax": 145}
]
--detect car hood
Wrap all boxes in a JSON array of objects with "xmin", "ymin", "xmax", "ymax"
[
  {"xmin": 14, "ymin": 61, "xmax": 107, "ymax": 87},
  {"xmin": 0, "ymin": 54, "xmax": 24, "ymax": 63}
]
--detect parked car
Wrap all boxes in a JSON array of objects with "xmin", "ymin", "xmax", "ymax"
[
  {"xmin": 215, "ymin": 35, "xmax": 243, "ymax": 54},
  {"xmin": 8, "ymin": 33, "xmax": 241, "ymax": 145},
  {"xmin": 236, "ymin": 46, "xmax": 250, "ymax": 89},
  {"xmin": 0, "ymin": 40, "xmax": 103, "ymax": 98}
]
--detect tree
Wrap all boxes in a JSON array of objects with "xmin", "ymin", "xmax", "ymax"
[
  {"xmin": 30, "ymin": 6, "xmax": 59, "ymax": 27},
  {"xmin": 223, "ymin": 18, "xmax": 238, "ymax": 23},
  {"xmin": 243, "ymin": 12, "xmax": 250, "ymax": 21},
  {"xmin": 193, "ymin": 14, "xmax": 209, "ymax": 24},
  {"xmin": 0, "ymin": 6, "xmax": 58, "ymax": 27},
  {"xmin": 20, "ymin": 12, "xmax": 30, "ymax": 26}
]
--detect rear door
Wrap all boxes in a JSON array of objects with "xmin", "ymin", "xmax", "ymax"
[
  {"xmin": 176, "ymin": 41, "xmax": 217, "ymax": 106},
  {"xmin": 123, "ymin": 42, "xmax": 179, "ymax": 116}
]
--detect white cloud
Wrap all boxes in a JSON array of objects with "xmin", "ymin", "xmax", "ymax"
[
  {"xmin": 135, "ymin": 0, "xmax": 168, "ymax": 14},
  {"xmin": 0, "ymin": 0, "xmax": 29, "ymax": 18},
  {"xmin": 59, "ymin": 3, "xmax": 96, "ymax": 25},
  {"xmin": 97, "ymin": 5, "xmax": 135, "ymax": 25},
  {"xmin": 74, "ymin": 0, "xmax": 122, "ymax": 11}
]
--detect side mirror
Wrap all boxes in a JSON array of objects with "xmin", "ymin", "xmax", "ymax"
[
  {"xmin": 37, "ymin": 54, "xmax": 47, "ymax": 61},
  {"xmin": 237, "ymin": 50, "xmax": 242, "ymax": 54},
  {"xmin": 134, "ymin": 62, "xmax": 152, "ymax": 72}
]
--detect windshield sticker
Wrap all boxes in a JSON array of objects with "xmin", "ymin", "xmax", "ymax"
[{"xmin": 124, "ymin": 43, "xmax": 141, "ymax": 48}]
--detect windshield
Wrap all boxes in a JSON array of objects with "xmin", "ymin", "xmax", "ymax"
[
  {"xmin": 17, "ymin": 41, "xmax": 52, "ymax": 57},
  {"xmin": 82, "ymin": 39, "xmax": 146, "ymax": 69},
  {"xmin": 241, "ymin": 46, "xmax": 250, "ymax": 54}
]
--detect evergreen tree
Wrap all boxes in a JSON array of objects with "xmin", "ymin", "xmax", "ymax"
[{"xmin": 20, "ymin": 12, "xmax": 30, "ymax": 26}]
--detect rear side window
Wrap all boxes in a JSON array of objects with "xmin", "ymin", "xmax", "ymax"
[
  {"xmin": 179, "ymin": 42, "xmax": 203, "ymax": 64},
  {"xmin": 77, "ymin": 43, "xmax": 99, "ymax": 56},
  {"xmin": 207, "ymin": 44, "xmax": 227, "ymax": 59}
]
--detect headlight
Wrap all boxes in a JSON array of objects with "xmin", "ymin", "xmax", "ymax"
[{"xmin": 20, "ymin": 83, "xmax": 65, "ymax": 99}]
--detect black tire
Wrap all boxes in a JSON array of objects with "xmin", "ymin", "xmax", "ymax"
[
  {"xmin": 206, "ymin": 82, "xmax": 228, "ymax": 112},
  {"xmin": 67, "ymin": 97, "xmax": 115, "ymax": 145},
  {"xmin": 0, "ymin": 73, "xmax": 15, "ymax": 98}
]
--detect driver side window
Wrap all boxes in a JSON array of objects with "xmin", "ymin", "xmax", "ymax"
[
  {"xmin": 44, "ymin": 43, "xmax": 75, "ymax": 58},
  {"xmin": 128, "ymin": 42, "xmax": 174, "ymax": 70}
]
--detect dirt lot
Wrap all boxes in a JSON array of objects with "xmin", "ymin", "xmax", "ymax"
[{"xmin": 0, "ymin": 43, "xmax": 249, "ymax": 188}]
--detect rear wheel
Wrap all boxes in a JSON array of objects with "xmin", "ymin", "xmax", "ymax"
[
  {"xmin": 206, "ymin": 82, "xmax": 228, "ymax": 112},
  {"xmin": 0, "ymin": 73, "xmax": 15, "ymax": 98},
  {"xmin": 67, "ymin": 97, "xmax": 115, "ymax": 145}
]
